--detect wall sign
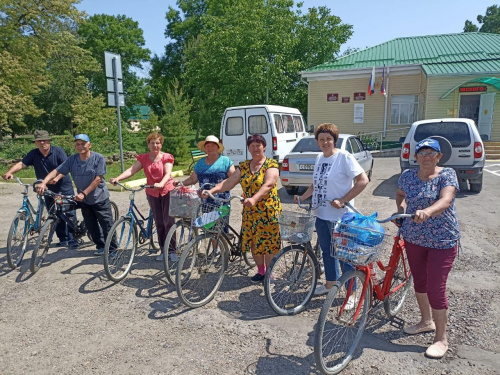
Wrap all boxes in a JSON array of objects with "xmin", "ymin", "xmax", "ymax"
[
  {"xmin": 459, "ymin": 86, "xmax": 487, "ymax": 93},
  {"xmin": 327, "ymin": 93, "xmax": 339, "ymax": 101},
  {"xmin": 342, "ymin": 97, "xmax": 350, "ymax": 103},
  {"xmin": 354, "ymin": 103, "xmax": 364, "ymax": 123},
  {"xmin": 354, "ymin": 92, "xmax": 366, "ymax": 100}
]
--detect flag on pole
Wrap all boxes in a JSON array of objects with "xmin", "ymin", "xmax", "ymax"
[
  {"xmin": 380, "ymin": 65, "xmax": 387, "ymax": 97},
  {"xmin": 368, "ymin": 66, "xmax": 375, "ymax": 96}
]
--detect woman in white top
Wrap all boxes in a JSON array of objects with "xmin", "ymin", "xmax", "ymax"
[{"xmin": 294, "ymin": 123, "xmax": 369, "ymax": 295}]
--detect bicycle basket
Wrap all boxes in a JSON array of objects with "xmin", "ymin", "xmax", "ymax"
[
  {"xmin": 278, "ymin": 210, "xmax": 315, "ymax": 244},
  {"xmin": 169, "ymin": 186, "xmax": 201, "ymax": 219},
  {"xmin": 193, "ymin": 202, "xmax": 229, "ymax": 230},
  {"xmin": 331, "ymin": 222, "xmax": 390, "ymax": 265}
]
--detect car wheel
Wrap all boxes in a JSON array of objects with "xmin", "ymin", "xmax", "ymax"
[
  {"xmin": 285, "ymin": 186, "xmax": 299, "ymax": 195},
  {"xmin": 367, "ymin": 161, "xmax": 374, "ymax": 181},
  {"xmin": 469, "ymin": 175, "xmax": 483, "ymax": 194}
]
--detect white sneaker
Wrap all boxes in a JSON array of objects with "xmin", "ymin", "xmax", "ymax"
[
  {"xmin": 168, "ymin": 253, "xmax": 178, "ymax": 262},
  {"xmin": 344, "ymin": 294, "xmax": 359, "ymax": 310},
  {"xmin": 314, "ymin": 284, "xmax": 330, "ymax": 296},
  {"xmin": 155, "ymin": 253, "xmax": 164, "ymax": 261}
]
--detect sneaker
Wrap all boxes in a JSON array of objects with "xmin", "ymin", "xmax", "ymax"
[
  {"xmin": 250, "ymin": 273, "xmax": 265, "ymax": 283},
  {"xmin": 344, "ymin": 295, "xmax": 359, "ymax": 310},
  {"xmin": 314, "ymin": 284, "xmax": 330, "ymax": 296},
  {"xmin": 52, "ymin": 241, "xmax": 68, "ymax": 248},
  {"xmin": 155, "ymin": 253, "xmax": 164, "ymax": 261},
  {"xmin": 168, "ymin": 253, "xmax": 178, "ymax": 262},
  {"xmin": 94, "ymin": 248, "xmax": 104, "ymax": 256},
  {"xmin": 68, "ymin": 240, "xmax": 80, "ymax": 249}
]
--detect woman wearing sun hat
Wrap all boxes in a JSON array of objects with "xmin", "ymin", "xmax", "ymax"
[
  {"xmin": 395, "ymin": 137, "xmax": 460, "ymax": 359},
  {"xmin": 175, "ymin": 135, "xmax": 235, "ymax": 204}
]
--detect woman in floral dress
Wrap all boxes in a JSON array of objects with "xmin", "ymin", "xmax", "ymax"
[{"xmin": 203, "ymin": 134, "xmax": 282, "ymax": 282}]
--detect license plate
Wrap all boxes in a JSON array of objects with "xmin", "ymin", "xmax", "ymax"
[{"xmin": 299, "ymin": 164, "xmax": 314, "ymax": 171}]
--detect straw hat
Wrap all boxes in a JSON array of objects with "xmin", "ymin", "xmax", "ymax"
[{"xmin": 197, "ymin": 135, "xmax": 224, "ymax": 153}]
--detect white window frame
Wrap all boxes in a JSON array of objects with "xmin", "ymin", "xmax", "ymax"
[{"xmin": 390, "ymin": 95, "xmax": 419, "ymax": 125}]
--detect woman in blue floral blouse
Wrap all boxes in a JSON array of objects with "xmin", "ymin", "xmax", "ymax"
[{"xmin": 395, "ymin": 138, "xmax": 460, "ymax": 360}]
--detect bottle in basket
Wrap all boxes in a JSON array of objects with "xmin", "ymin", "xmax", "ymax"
[{"xmin": 194, "ymin": 205, "xmax": 230, "ymax": 229}]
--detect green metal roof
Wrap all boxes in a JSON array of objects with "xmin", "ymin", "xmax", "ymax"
[{"xmin": 305, "ymin": 33, "xmax": 500, "ymax": 75}]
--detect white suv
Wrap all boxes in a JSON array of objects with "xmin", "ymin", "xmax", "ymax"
[{"xmin": 400, "ymin": 118, "xmax": 485, "ymax": 193}]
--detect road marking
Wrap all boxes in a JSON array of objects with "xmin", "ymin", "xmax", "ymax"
[{"xmin": 484, "ymin": 164, "xmax": 500, "ymax": 176}]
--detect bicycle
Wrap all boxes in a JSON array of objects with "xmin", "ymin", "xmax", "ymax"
[
  {"xmin": 163, "ymin": 185, "xmax": 202, "ymax": 284},
  {"xmin": 263, "ymin": 197, "xmax": 326, "ymax": 316},
  {"xmin": 103, "ymin": 182, "xmax": 158, "ymax": 282},
  {"xmin": 314, "ymin": 205, "xmax": 413, "ymax": 375},
  {"xmin": 6, "ymin": 177, "xmax": 47, "ymax": 269},
  {"xmin": 175, "ymin": 193, "xmax": 255, "ymax": 308}
]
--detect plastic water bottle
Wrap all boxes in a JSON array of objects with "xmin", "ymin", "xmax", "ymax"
[{"xmin": 194, "ymin": 205, "xmax": 230, "ymax": 229}]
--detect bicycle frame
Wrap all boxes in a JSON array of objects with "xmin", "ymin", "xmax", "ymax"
[
  {"xmin": 341, "ymin": 233, "xmax": 411, "ymax": 322},
  {"xmin": 125, "ymin": 195, "xmax": 154, "ymax": 240},
  {"xmin": 16, "ymin": 178, "xmax": 45, "ymax": 233}
]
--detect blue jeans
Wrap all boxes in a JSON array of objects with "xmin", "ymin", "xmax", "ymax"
[{"xmin": 315, "ymin": 217, "xmax": 354, "ymax": 282}]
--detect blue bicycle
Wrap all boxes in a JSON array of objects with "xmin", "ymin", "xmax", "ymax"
[
  {"xmin": 6, "ymin": 177, "xmax": 47, "ymax": 269},
  {"xmin": 103, "ymin": 182, "xmax": 158, "ymax": 282}
]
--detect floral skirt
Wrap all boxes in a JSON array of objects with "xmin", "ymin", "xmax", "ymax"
[{"xmin": 241, "ymin": 209, "xmax": 281, "ymax": 255}]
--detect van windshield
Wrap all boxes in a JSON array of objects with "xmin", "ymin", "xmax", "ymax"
[{"xmin": 414, "ymin": 122, "xmax": 471, "ymax": 147}]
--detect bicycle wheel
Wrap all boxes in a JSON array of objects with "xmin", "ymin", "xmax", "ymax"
[
  {"xmin": 163, "ymin": 220, "xmax": 193, "ymax": 284},
  {"xmin": 243, "ymin": 251, "xmax": 255, "ymax": 267},
  {"xmin": 264, "ymin": 244, "xmax": 318, "ymax": 316},
  {"xmin": 104, "ymin": 217, "xmax": 137, "ymax": 282},
  {"xmin": 109, "ymin": 200, "xmax": 119, "ymax": 222},
  {"xmin": 6, "ymin": 212, "xmax": 30, "ymax": 269},
  {"xmin": 30, "ymin": 218, "xmax": 56, "ymax": 273},
  {"xmin": 314, "ymin": 270, "xmax": 370, "ymax": 375},
  {"xmin": 383, "ymin": 251, "xmax": 413, "ymax": 317},
  {"xmin": 176, "ymin": 233, "xmax": 228, "ymax": 308}
]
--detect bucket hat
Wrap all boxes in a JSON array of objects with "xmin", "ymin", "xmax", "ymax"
[{"xmin": 33, "ymin": 130, "xmax": 51, "ymax": 141}]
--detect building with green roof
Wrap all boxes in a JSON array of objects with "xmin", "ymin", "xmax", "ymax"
[{"xmin": 301, "ymin": 32, "xmax": 500, "ymax": 141}]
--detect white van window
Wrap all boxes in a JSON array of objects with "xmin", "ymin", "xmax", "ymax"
[
  {"xmin": 293, "ymin": 116, "xmax": 304, "ymax": 132},
  {"xmin": 274, "ymin": 114, "xmax": 284, "ymax": 133},
  {"xmin": 283, "ymin": 115, "xmax": 295, "ymax": 133},
  {"xmin": 226, "ymin": 117, "xmax": 244, "ymax": 136},
  {"xmin": 248, "ymin": 115, "xmax": 268, "ymax": 134}
]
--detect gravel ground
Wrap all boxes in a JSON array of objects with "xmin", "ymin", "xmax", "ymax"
[{"xmin": 0, "ymin": 157, "xmax": 499, "ymax": 375}]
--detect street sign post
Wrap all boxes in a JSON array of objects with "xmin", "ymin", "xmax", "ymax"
[{"xmin": 105, "ymin": 51, "xmax": 125, "ymax": 172}]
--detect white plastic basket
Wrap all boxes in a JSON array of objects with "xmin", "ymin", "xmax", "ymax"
[
  {"xmin": 331, "ymin": 222, "xmax": 389, "ymax": 265},
  {"xmin": 278, "ymin": 210, "xmax": 315, "ymax": 244},
  {"xmin": 169, "ymin": 186, "xmax": 201, "ymax": 219}
]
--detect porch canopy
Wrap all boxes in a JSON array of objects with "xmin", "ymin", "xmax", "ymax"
[{"xmin": 440, "ymin": 77, "xmax": 500, "ymax": 99}]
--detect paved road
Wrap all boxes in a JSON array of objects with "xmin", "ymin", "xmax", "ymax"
[{"xmin": 0, "ymin": 157, "xmax": 498, "ymax": 374}]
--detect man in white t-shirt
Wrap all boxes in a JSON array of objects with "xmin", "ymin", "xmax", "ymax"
[{"xmin": 295, "ymin": 123, "xmax": 369, "ymax": 297}]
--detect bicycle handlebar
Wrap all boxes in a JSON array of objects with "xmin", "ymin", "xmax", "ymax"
[
  {"xmin": 113, "ymin": 181, "xmax": 155, "ymax": 191},
  {"xmin": 15, "ymin": 176, "xmax": 31, "ymax": 187},
  {"xmin": 204, "ymin": 191, "xmax": 243, "ymax": 203}
]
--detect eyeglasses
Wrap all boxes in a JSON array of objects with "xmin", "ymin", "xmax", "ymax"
[{"xmin": 417, "ymin": 151, "xmax": 439, "ymax": 157}]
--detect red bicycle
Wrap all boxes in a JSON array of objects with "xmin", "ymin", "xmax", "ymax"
[{"xmin": 314, "ymin": 204, "xmax": 414, "ymax": 374}]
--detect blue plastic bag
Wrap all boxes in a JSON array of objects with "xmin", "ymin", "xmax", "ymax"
[{"xmin": 338, "ymin": 212, "xmax": 385, "ymax": 247}]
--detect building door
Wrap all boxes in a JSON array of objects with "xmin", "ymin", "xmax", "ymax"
[
  {"xmin": 459, "ymin": 94, "xmax": 480, "ymax": 124},
  {"xmin": 478, "ymin": 93, "xmax": 495, "ymax": 140}
]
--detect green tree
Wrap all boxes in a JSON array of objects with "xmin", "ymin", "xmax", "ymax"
[
  {"xmin": 464, "ymin": 5, "xmax": 500, "ymax": 33},
  {"xmin": 160, "ymin": 79, "xmax": 192, "ymax": 160},
  {"xmin": 181, "ymin": 0, "xmax": 352, "ymax": 134},
  {"xmin": 0, "ymin": 0, "xmax": 83, "ymax": 137},
  {"xmin": 77, "ymin": 14, "xmax": 151, "ymax": 112}
]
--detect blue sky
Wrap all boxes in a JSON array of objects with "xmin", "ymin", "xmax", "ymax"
[{"xmin": 77, "ymin": 0, "xmax": 493, "ymax": 58}]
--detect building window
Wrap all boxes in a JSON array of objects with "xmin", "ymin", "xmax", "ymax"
[{"xmin": 390, "ymin": 95, "xmax": 418, "ymax": 125}]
